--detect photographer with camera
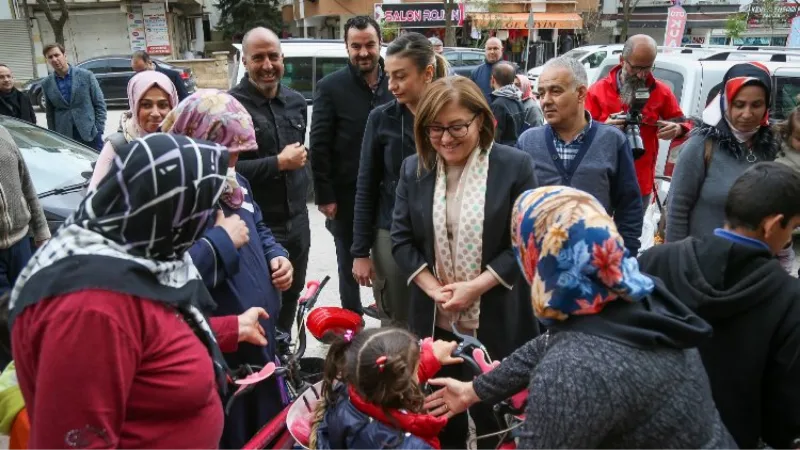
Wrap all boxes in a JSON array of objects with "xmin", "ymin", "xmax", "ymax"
[{"xmin": 586, "ymin": 35, "xmax": 690, "ymax": 211}]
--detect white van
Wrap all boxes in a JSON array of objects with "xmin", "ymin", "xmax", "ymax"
[
  {"xmin": 527, "ymin": 45, "xmax": 624, "ymax": 89},
  {"xmin": 593, "ymin": 54, "xmax": 800, "ymax": 175},
  {"xmin": 527, "ymin": 44, "xmax": 716, "ymax": 91}
]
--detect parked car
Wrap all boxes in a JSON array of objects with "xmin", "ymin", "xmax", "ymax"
[
  {"xmin": 0, "ymin": 115, "xmax": 97, "ymax": 235},
  {"xmin": 21, "ymin": 56, "xmax": 197, "ymax": 110},
  {"xmin": 442, "ymin": 47, "xmax": 486, "ymax": 77}
]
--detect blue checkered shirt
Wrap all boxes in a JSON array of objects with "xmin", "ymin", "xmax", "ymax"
[{"xmin": 553, "ymin": 115, "xmax": 593, "ymax": 168}]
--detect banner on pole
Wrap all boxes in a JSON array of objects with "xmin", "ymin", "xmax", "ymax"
[{"xmin": 663, "ymin": 5, "xmax": 687, "ymax": 48}]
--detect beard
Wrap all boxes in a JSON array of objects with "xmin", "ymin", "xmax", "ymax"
[
  {"xmin": 620, "ymin": 73, "xmax": 647, "ymax": 107},
  {"xmin": 352, "ymin": 55, "xmax": 378, "ymax": 74}
]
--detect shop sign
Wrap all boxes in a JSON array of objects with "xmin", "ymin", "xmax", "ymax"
[
  {"xmin": 374, "ymin": 2, "xmax": 465, "ymax": 28},
  {"xmin": 663, "ymin": 5, "xmax": 687, "ymax": 47},
  {"xmin": 142, "ymin": 3, "xmax": 172, "ymax": 55},
  {"xmin": 127, "ymin": 10, "xmax": 146, "ymax": 52}
]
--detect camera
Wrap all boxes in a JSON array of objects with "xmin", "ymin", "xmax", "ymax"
[{"xmin": 611, "ymin": 87, "xmax": 650, "ymax": 160}]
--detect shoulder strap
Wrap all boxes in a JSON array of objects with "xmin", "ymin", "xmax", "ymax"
[
  {"xmin": 106, "ymin": 132, "xmax": 127, "ymax": 152},
  {"xmin": 703, "ymin": 138, "xmax": 714, "ymax": 174}
]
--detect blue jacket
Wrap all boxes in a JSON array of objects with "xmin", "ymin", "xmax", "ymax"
[
  {"xmin": 42, "ymin": 66, "xmax": 107, "ymax": 142},
  {"xmin": 316, "ymin": 385, "xmax": 436, "ymax": 449},
  {"xmin": 188, "ymin": 174, "xmax": 288, "ymax": 448},
  {"xmin": 470, "ymin": 61, "xmax": 496, "ymax": 102},
  {"xmin": 516, "ymin": 120, "xmax": 643, "ymax": 254}
]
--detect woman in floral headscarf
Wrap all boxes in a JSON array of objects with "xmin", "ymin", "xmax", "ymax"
[
  {"xmin": 88, "ymin": 70, "xmax": 179, "ymax": 190},
  {"xmin": 424, "ymin": 186, "xmax": 737, "ymax": 449},
  {"xmin": 163, "ymin": 89, "xmax": 294, "ymax": 449}
]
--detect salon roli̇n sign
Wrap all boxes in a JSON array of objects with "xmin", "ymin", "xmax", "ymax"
[{"xmin": 374, "ymin": 2, "xmax": 466, "ymax": 28}]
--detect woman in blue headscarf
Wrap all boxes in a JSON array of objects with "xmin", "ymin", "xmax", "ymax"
[{"xmin": 424, "ymin": 186, "xmax": 736, "ymax": 448}]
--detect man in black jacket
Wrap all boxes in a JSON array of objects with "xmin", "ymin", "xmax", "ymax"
[
  {"xmin": 639, "ymin": 162, "xmax": 800, "ymax": 450},
  {"xmin": 310, "ymin": 16, "xmax": 392, "ymax": 317},
  {"xmin": 230, "ymin": 27, "xmax": 309, "ymax": 334},
  {"xmin": 0, "ymin": 65, "xmax": 35, "ymax": 124},
  {"xmin": 489, "ymin": 62, "xmax": 525, "ymax": 146},
  {"xmin": 131, "ymin": 51, "xmax": 190, "ymax": 101}
]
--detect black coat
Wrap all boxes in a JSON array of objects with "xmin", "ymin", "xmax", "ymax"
[
  {"xmin": 0, "ymin": 89, "xmax": 36, "ymax": 124},
  {"xmin": 639, "ymin": 234, "xmax": 800, "ymax": 450},
  {"xmin": 230, "ymin": 77, "xmax": 309, "ymax": 225},
  {"xmin": 391, "ymin": 143, "xmax": 539, "ymax": 359},
  {"xmin": 155, "ymin": 65, "xmax": 189, "ymax": 101},
  {"xmin": 490, "ymin": 94, "xmax": 525, "ymax": 146},
  {"xmin": 351, "ymin": 100, "xmax": 416, "ymax": 258},
  {"xmin": 309, "ymin": 60, "xmax": 392, "ymax": 219}
]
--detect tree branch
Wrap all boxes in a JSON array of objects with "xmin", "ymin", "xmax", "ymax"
[{"xmin": 54, "ymin": 0, "xmax": 69, "ymax": 27}]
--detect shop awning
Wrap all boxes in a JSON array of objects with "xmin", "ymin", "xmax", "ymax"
[{"xmin": 470, "ymin": 12, "xmax": 583, "ymax": 30}]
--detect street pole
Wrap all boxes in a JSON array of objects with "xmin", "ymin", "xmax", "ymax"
[{"xmin": 525, "ymin": 8, "xmax": 534, "ymax": 71}]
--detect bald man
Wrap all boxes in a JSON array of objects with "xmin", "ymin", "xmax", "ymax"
[
  {"xmin": 470, "ymin": 37, "xmax": 505, "ymax": 101},
  {"xmin": 229, "ymin": 27, "xmax": 311, "ymax": 344},
  {"xmin": 586, "ymin": 34, "xmax": 690, "ymax": 211}
]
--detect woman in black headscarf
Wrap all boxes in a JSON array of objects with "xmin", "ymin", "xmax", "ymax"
[{"xmin": 9, "ymin": 133, "xmax": 267, "ymax": 449}]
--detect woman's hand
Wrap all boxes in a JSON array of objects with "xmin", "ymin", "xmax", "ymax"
[
  {"xmin": 270, "ymin": 256, "xmax": 293, "ymax": 291},
  {"xmin": 440, "ymin": 281, "xmax": 481, "ymax": 312},
  {"xmin": 424, "ymin": 378, "xmax": 480, "ymax": 418},
  {"xmin": 352, "ymin": 257, "xmax": 375, "ymax": 287},
  {"xmin": 430, "ymin": 340, "xmax": 463, "ymax": 366},
  {"xmin": 238, "ymin": 307, "xmax": 268, "ymax": 346},
  {"xmin": 428, "ymin": 286, "xmax": 453, "ymax": 305}
]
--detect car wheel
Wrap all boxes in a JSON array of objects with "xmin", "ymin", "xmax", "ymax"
[{"xmin": 37, "ymin": 91, "xmax": 46, "ymax": 111}]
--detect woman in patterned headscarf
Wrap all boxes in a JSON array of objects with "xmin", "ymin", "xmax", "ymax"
[
  {"xmin": 8, "ymin": 133, "xmax": 269, "ymax": 448},
  {"xmin": 163, "ymin": 89, "xmax": 293, "ymax": 449},
  {"xmin": 424, "ymin": 186, "xmax": 737, "ymax": 449}
]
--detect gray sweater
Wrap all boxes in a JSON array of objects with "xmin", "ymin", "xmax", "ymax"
[
  {"xmin": 0, "ymin": 125, "xmax": 49, "ymax": 249},
  {"xmin": 517, "ymin": 122, "xmax": 643, "ymax": 254},
  {"xmin": 666, "ymin": 134, "xmax": 758, "ymax": 243},
  {"xmin": 473, "ymin": 332, "xmax": 736, "ymax": 448}
]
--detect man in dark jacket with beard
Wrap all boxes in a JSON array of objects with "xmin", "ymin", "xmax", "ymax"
[
  {"xmin": 0, "ymin": 65, "xmax": 35, "ymax": 124},
  {"xmin": 489, "ymin": 62, "xmax": 525, "ymax": 146},
  {"xmin": 229, "ymin": 27, "xmax": 309, "ymax": 335},
  {"xmin": 310, "ymin": 16, "xmax": 392, "ymax": 317},
  {"xmin": 639, "ymin": 162, "xmax": 800, "ymax": 450}
]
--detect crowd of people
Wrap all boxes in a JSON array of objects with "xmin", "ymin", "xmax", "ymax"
[{"xmin": 0, "ymin": 14, "xmax": 799, "ymax": 450}]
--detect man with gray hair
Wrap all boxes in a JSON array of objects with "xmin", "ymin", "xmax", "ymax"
[
  {"xmin": 517, "ymin": 55, "xmax": 643, "ymax": 254},
  {"xmin": 428, "ymin": 36, "xmax": 444, "ymax": 54},
  {"xmin": 586, "ymin": 34, "xmax": 689, "ymax": 211}
]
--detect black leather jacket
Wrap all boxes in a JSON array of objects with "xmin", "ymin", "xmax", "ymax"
[{"xmin": 230, "ymin": 76, "xmax": 309, "ymax": 225}]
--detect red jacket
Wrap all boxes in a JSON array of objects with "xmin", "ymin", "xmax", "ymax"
[
  {"xmin": 12, "ymin": 290, "xmax": 239, "ymax": 449},
  {"xmin": 586, "ymin": 65, "xmax": 690, "ymax": 196}
]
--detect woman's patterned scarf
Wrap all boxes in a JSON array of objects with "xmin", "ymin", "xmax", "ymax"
[
  {"xmin": 511, "ymin": 186, "xmax": 654, "ymax": 325},
  {"xmin": 161, "ymin": 89, "xmax": 257, "ymax": 210},
  {"xmin": 432, "ymin": 147, "xmax": 490, "ymax": 330}
]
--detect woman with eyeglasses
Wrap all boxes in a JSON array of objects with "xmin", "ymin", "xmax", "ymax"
[
  {"xmin": 351, "ymin": 32, "xmax": 448, "ymax": 327},
  {"xmin": 391, "ymin": 76, "xmax": 538, "ymax": 449}
]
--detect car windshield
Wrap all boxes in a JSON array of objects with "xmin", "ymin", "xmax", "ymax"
[
  {"xmin": 563, "ymin": 49, "xmax": 590, "ymax": 60},
  {"xmin": 0, "ymin": 117, "xmax": 97, "ymax": 193}
]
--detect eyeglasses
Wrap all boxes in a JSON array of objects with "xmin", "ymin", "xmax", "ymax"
[
  {"xmin": 625, "ymin": 59, "xmax": 655, "ymax": 74},
  {"xmin": 425, "ymin": 114, "xmax": 479, "ymax": 139}
]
